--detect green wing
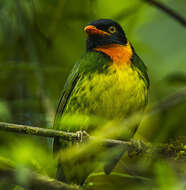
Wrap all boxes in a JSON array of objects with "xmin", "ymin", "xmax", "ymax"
[
  {"xmin": 53, "ymin": 62, "xmax": 80, "ymax": 130},
  {"xmin": 53, "ymin": 51, "xmax": 110, "ymax": 129},
  {"xmin": 53, "ymin": 61, "xmax": 81, "ymax": 154},
  {"xmin": 132, "ymin": 51, "xmax": 150, "ymax": 89},
  {"xmin": 53, "ymin": 52, "xmax": 110, "ymax": 183},
  {"xmin": 53, "ymin": 62, "xmax": 81, "ymax": 182}
]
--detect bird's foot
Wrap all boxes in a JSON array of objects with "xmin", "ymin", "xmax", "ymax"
[
  {"xmin": 76, "ymin": 130, "xmax": 89, "ymax": 143},
  {"xmin": 128, "ymin": 140, "xmax": 147, "ymax": 157}
]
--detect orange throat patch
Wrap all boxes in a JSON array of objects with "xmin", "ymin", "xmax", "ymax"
[{"xmin": 94, "ymin": 42, "xmax": 133, "ymax": 66}]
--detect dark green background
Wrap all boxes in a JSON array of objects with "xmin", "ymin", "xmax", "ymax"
[{"xmin": 0, "ymin": 0, "xmax": 185, "ymax": 189}]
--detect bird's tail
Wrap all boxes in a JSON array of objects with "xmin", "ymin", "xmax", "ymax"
[{"xmin": 56, "ymin": 162, "xmax": 67, "ymax": 182}]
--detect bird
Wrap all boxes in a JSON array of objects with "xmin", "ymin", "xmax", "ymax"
[{"xmin": 53, "ymin": 19, "xmax": 149, "ymax": 185}]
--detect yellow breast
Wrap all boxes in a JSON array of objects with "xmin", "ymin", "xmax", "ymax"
[{"xmin": 66, "ymin": 64, "xmax": 148, "ymax": 121}]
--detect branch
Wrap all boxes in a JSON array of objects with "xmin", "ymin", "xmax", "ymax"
[
  {"xmin": 144, "ymin": 0, "xmax": 186, "ymax": 27},
  {"xmin": 0, "ymin": 121, "xmax": 139, "ymax": 153},
  {"xmin": 0, "ymin": 88, "xmax": 185, "ymax": 149},
  {"xmin": 0, "ymin": 122, "xmax": 79, "ymax": 141},
  {"xmin": 0, "ymin": 167, "xmax": 79, "ymax": 190}
]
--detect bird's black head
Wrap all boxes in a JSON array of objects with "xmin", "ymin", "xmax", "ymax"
[{"xmin": 84, "ymin": 19, "xmax": 127, "ymax": 51}]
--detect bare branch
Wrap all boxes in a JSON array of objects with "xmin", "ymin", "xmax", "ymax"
[{"xmin": 144, "ymin": 0, "xmax": 186, "ymax": 27}]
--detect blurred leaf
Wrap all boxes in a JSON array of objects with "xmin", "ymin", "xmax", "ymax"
[
  {"xmin": 84, "ymin": 171, "xmax": 150, "ymax": 190},
  {"xmin": 155, "ymin": 161, "xmax": 179, "ymax": 190},
  {"xmin": 0, "ymin": 156, "xmax": 15, "ymax": 169},
  {"xmin": 0, "ymin": 101, "xmax": 10, "ymax": 121},
  {"xmin": 166, "ymin": 72, "xmax": 186, "ymax": 85}
]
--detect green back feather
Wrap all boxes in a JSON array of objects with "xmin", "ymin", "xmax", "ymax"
[{"xmin": 132, "ymin": 51, "xmax": 150, "ymax": 89}]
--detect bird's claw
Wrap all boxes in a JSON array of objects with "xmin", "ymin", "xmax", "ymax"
[
  {"xmin": 128, "ymin": 140, "xmax": 146, "ymax": 157},
  {"xmin": 76, "ymin": 130, "xmax": 89, "ymax": 143}
]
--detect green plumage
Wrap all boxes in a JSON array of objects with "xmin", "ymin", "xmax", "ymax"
[{"xmin": 53, "ymin": 51, "xmax": 149, "ymax": 185}]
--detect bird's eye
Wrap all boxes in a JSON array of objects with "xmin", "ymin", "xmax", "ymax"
[{"xmin": 108, "ymin": 26, "xmax": 116, "ymax": 34}]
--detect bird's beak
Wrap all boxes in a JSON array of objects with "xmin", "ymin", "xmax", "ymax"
[{"xmin": 84, "ymin": 25, "xmax": 110, "ymax": 36}]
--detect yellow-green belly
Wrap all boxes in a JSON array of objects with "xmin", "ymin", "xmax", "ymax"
[{"xmin": 62, "ymin": 64, "xmax": 148, "ymax": 133}]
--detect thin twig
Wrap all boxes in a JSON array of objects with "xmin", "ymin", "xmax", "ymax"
[{"xmin": 144, "ymin": 0, "xmax": 186, "ymax": 27}]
